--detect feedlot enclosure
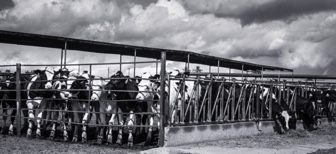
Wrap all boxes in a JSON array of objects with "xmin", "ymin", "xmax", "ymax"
[{"xmin": 0, "ymin": 30, "xmax": 300, "ymax": 147}]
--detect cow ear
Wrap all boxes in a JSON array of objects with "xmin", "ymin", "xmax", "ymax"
[{"xmin": 34, "ymin": 70, "xmax": 41, "ymax": 74}]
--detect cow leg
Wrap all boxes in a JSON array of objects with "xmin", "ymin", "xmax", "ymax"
[
  {"xmin": 144, "ymin": 115, "xmax": 154, "ymax": 146},
  {"xmin": 1, "ymin": 102, "xmax": 7, "ymax": 134},
  {"xmin": 107, "ymin": 112, "xmax": 116, "ymax": 144},
  {"xmin": 96, "ymin": 105, "xmax": 105, "ymax": 145},
  {"xmin": 36, "ymin": 100, "xmax": 47, "ymax": 138},
  {"xmin": 26, "ymin": 101, "xmax": 35, "ymax": 138},
  {"xmin": 21, "ymin": 101, "xmax": 29, "ymax": 136},
  {"xmin": 9, "ymin": 107, "xmax": 17, "ymax": 135},
  {"xmin": 71, "ymin": 101, "xmax": 80, "ymax": 143},
  {"xmin": 127, "ymin": 110, "xmax": 135, "ymax": 147},
  {"xmin": 81, "ymin": 104, "xmax": 90, "ymax": 143},
  {"xmin": 116, "ymin": 108, "xmax": 124, "ymax": 145}
]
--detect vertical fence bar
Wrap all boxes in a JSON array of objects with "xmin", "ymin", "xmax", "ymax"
[
  {"xmin": 231, "ymin": 79, "xmax": 236, "ymax": 121},
  {"xmin": 156, "ymin": 59, "xmax": 159, "ymax": 75},
  {"xmin": 60, "ymin": 49, "xmax": 63, "ymax": 69},
  {"xmin": 256, "ymin": 84, "xmax": 260, "ymax": 119},
  {"xmin": 242, "ymin": 82, "xmax": 246, "ymax": 121},
  {"xmin": 181, "ymin": 74, "xmax": 186, "ymax": 124},
  {"xmin": 159, "ymin": 51, "xmax": 166, "ymax": 147},
  {"xmin": 134, "ymin": 50, "xmax": 136, "ymax": 77},
  {"xmin": 16, "ymin": 63, "xmax": 21, "ymax": 137},
  {"xmin": 120, "ymin": 55, "xmax": 122, "ymax": 71},
  {"xmin": 269, "ymin": 82, "xmax": 273, "ymax": 119},
  {"xmin": 207, "ymin": 74, "xmax": 213, "ymax": 122},
  {"xmin": 64, "ymin": 41, "xmax": 67, "ymax": 68},
  {"xmin": 187, "ymin": 54, "xmax": 190, "ymax": 72}
]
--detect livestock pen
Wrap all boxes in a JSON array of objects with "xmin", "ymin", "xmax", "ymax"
[{"xmin": 0, "ymin": 30, "xmax": 335, "ymax": 148}]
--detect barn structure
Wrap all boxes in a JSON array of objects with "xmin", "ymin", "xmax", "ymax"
[{"xmin": 0, "ymin": 30, "xmax": 335, "ymax": 147}]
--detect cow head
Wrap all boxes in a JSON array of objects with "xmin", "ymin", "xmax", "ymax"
[
  {"xmin": 136, "ymin": 72, "xmax": 154, "ymax": 101},
  {"xmin": 34, "ymin": 67, "xmax": 55, "ymax": 89},
  {"xmin": 109, "ymin": 71, "xmax": 126, "ymax": 88},
  {"xmin": 91, "ymin": 77, "xmax": 105, "ymax": 101}
]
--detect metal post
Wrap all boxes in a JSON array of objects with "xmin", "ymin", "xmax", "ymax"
[
  {"xmin": 156, "ymin": 59, "xmax": 158, "ymax": 75},
  {"xmin": 209, "ymin": 65, "xmax": 211, "ymax": 73},
  {"xmin": 120, "ymin": 55, "xmax": 122, "ymax": 71},
  {"xmin": 181, "ymin": 74, "xmax": 186, "ymax": 124},
  {"xmin": 187, "ymin": 54, "xmax": 190, "ymax": 72},
  {"xmin": 231, "ymin": 79, "xmax": 236, "ymax": 121},
  {"xmin": 159, "ymin": 51, "xmax": 166, "ymax": 147},
  {"xmin": 16, "ymin": 63, "xmax": 21, "ymax": 136},
  {"xmin": 229, "ymin": 68, "xmax": 231, "ymax": 80},
  {"xmin": 256, "ymin": 85, "xmax": 260, "ymax": 119},
  {"xmin": 134, "ymin": 50, "xmax": 136, "ymax": 77},
  {"xmin": 64, "ymin": 41, "xmax": 67, "ymax": 68},
  {"xmin": 217, "ymin": 60, "xmax": 220, "ymax": 78},
  {"xmin": 60, "ymin": 49, "xmax": 63, "ymax": 69},
  {"xmin": 107, "ymin": 67, "xmax": 110, "ymax": 78},
  {"xmin": 241, "ymin": 64, "xmax": 244, "ymax": 79},
  {"xmin": 207, "ymin": 74, "xmax": 213, "ymax": 122}
]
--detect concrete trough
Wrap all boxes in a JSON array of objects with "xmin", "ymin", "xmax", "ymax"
[{"xmin": 164, "ymin": 118, "xmax": 331, "ymax": 147}]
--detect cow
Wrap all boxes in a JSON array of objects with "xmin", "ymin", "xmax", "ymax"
[
  {"xmin": 260, "ymin": 85, "xmax": 295, "ymax": 133},
  {"xmin": 287, "ymin": 86, "xmax": 317, "ymax": 131},
  {"xmin": 66, "ymin": 72, "xmax": 92, "ymax": 143},
  {"xmin": 318, "ymin": 89, "xmax": 336, "ymax": 124},
  {"xmin": 47, "ymin": 68, "xmax": 72, "ymax": 140},
  {"xmin": 90, "ymin": 76, "xmax": 117, "ymax": 145},
  {"xmin": 105, "ymin": 71, "xmax": 144, "ymax": 147},
  {"xmin": 168, "ymin": 69, "xmax": 200, "ymax": 124},
  {"xmin": 135, "ymin": 72, "xmax": 161, "ymax": 146},
  {"xmin": 0, "ymin": 74, "xmax": 17, "ymax": 135},
  {"xmin": 25, "ymin": 67, "xmax": 65, "ymax": 138}
]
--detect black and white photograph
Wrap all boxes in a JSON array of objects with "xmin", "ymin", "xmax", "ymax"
[{"xmin": 0, "ymin": 0, "xmax": 336, "ymax": 153}]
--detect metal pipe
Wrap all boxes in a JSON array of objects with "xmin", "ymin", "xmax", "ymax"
[
  {"xmin": 159, "ymin": 51, "xmax": 166, "ymax": 147},
  {"xmin": 16, "ymin": 63, "xmax": 21, "ymax": 136},
  {"xmin": 64, "ymin": 41, "xmax": 67, "ymax": 68},
  {"xmin": 187, "ymin": 54, "xmax": 190, "ymax": 72},
  {"xmin": 134, "ymin": 49, "xmax": 136, "ymax": 77},
  {"xmin": 156, "ymin": 59, "xmax": 158, "ymax": 74},
  {"xmin": 60, "ymin": 49, "xmax": 63, "ymax": 69},
  {"xmin": 120, "ymin": 55, "xmax": 122, "ymax": 71}
]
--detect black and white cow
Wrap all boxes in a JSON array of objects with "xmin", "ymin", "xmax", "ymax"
[
  {"xmin": 106, "ymin": 71, "xmax": 144, "ymax": 147},
  {"xmin": 67, "ymin": 72, "xmax": 92, "ymax": 143},
  {"xmin": 0, "ymin": 74, "xmax": 17, "ymax": 135},
  {"xmin": 25, "ymin": 67, "xmax": 59, "ymax": 138}
]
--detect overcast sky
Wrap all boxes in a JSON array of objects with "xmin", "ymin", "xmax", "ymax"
[{"xmin": 0, "ymin": 0, "xmax": 336, "ymax": 76}]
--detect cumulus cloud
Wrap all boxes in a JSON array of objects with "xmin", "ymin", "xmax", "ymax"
[
  {"xmin": 182, "ymin": 0, "xmax": 336, "ymax": 25},
  {"xmin": 0, "ymin": 0, "xmax": 336, "ymax": 76}
]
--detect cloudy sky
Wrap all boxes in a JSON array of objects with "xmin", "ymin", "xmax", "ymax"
[{"xmin": 0, "ymin": 0, "xmax": 336, "ymax": 76}]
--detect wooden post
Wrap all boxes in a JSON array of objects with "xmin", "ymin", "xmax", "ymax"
[
  {"xmin": 16, "ymin": 63, "xmax": 21, "ymax": 136},
  {"xmin": 159, "ymin": 51, "xmax": 166, "ymax": 147}
]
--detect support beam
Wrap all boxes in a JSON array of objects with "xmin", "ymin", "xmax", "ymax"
[{"xmin": 120, "ymin": 55, "xmax": 122, "ymax": 71}]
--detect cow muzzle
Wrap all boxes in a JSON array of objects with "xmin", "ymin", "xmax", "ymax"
[{"xmin": 45, "ymin": 82, "xmax": 52, "ymax": 89}]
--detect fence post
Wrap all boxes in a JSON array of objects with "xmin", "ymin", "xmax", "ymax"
[
  {"xmin": 159, "ymin": 51, "xmax": 166, "ymax": 147},
  {"xmin": 16, "ymin": 63, "xmax": 21, "ymax": 137}
]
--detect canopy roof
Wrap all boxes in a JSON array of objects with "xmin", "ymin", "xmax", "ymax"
[{"xmin": 0, "ymin": 30, "xmax": 293, "ymax": 72}]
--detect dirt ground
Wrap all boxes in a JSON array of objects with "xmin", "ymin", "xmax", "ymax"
[
  {"xmin": 142, "ymin": 125, "xmax": 336, "ymax": 154},
  {"xmin": 1, "ymin": 121, "xmax": 336, "ymax": 153}
]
